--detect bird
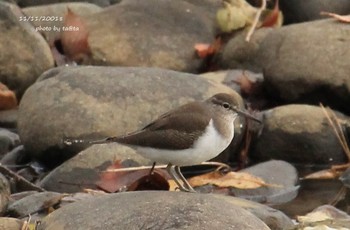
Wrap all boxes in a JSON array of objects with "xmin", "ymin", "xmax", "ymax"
[{"xmin": 66, "ymin": 93, "xmax": 260, "ymax": 192}]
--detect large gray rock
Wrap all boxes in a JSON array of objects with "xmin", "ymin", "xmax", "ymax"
[
  {"xmin": 39, "ymin": 143, "xmax": 151, "ymax": 193},
  {"xmin": 219, "ymin": 19, "xmax": 350, "ymax": 114},
  {"xmin": 0, "ymin": 2, "xmax": 54, "ymax": 99},
  {"xmin": 219, "ymin": 29, "xmax": 271, "ymax": 72},
  {"xmin": 39, "ymin": 191, "xmax": 270, "ymax": 230},
  {"xmin": 18, "ymin": 66, "xmax": 241, "ymax": 163},
  {"xmin": 251, "ymin": 104, "xmax": 348, "ymax": 164},
  {"xmin": 257, "ymin": 19, "xmax": 350, "ymax": 114},
  {"xmin": 86, "ymin": 0, "xmax": 216, "ymax": 72}
]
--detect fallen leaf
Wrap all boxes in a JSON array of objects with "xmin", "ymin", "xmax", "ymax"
[
  {"xmin": 321, "ymin": 11, "xmax": 350, "ymax": 23},
  {"xmin": 188, "ymin": 170, "xmax": 278, "ymax": 189},
  {"xmin": 61, "ymin": 7, "xmax": 90, "ymax": 63},
  {"xmin": 303, "ymin": 169, "xmax": 342, "ymax": 180},
  {"xmin": 96, "ymin": 161, "xmax": 169, "ymax": 192},
  {"xmin": 194, "ymin": 44, "xmax": 211, "ymax": 59},
  {"xmin": 260, "ymin": 0, "xmax": 283, "ymax": 27},
  {"xmin": 0, "ymin": 83, "xmax": 17, "ymax": 110},
  {"xmin": 194, "ymin": 37, "xmax": 222, "ymax": 59}
]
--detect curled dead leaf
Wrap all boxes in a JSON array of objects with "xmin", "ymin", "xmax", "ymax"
[
  {"xmin": 260, "ymin": 0, "xmax": 283, "ymax": 27},
  {"xmin": 188, "ymin": 170, "xmax": 280, "ymax": 189},
  {"xmin": 96, "ymin": 161, "xmax": 169, "ymax": 192},
  {"xmin": 61, "ymin": 7, "xmax": 90, "ymax": 63},
  {"xmin": 194, "ymin": 37, "xmax": 222, "ymax": 59},
  {"xmin": 0, "ymin": 83, "xmax": 17, "ymax": 110},
  {"xmin": 303, "ymin": 169, "xmax": 342, "ymax": 180}
]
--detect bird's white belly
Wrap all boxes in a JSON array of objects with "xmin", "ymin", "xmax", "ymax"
[{"xmin": 135, "ymin": 119, "xmax": 234, "ymax": 166}]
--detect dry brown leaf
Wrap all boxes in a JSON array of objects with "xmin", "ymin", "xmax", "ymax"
[
  {"xmin": 261, "ymin": 0, "xmax": 283, "ymax": 27},
  {"xmin": 61, "ymin": 7, "xmax": 90, "ymax": 62},
  {"xmin": 194, "ymin": 37, "xmax": 222, "ymax": 59},
  {"xmin": 188, "ymin": 170, "xmax": 277, "ymax": 189},
  {"xmin": 303, "ymin": 169, "xmax": 342, "ymax": 180},
  {"xmin": 0, "ymin": 83, "xmax": 17, "ymax": 110},
  {"xmin": 321, "ymin": 11, "xmax": 350, "ymax": 23},
  {"xmin": 96, "ymin": 160, "xmax": 169, "ymax": 192}
]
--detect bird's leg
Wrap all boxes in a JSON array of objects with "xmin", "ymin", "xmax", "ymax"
[
  {"xmin": 148, "ymin": 162, "xmax": 156, "ymax": 176},
  {"xmin": 174, "ymin": 166, "xmax": 196, "ymax": 193},
  {"xmin": 166, "ymin": 164, "xmax": 190, "ymax": 192}
]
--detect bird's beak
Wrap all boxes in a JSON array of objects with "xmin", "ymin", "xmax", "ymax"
[{"xmin": 232, "ymin": 107, "xmax": 261, "ymax": 123}]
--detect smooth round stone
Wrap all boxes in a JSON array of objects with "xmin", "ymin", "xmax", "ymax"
[
  {"xmin": 251, "ymin": 104, "xmax": 348, "ymax": 165},
  {"xmin": 85, "ymin": 0, "xmax": 216, "ymax": 72},
  {"xmin": 39, "ymin": 191, "xmax": 270, "ymax": 230},
  {"xmin": 18, "ymin": 66, "xmax": 241, "ymax": 164},
  {"xmin": 0, "ymin": 2, "xmax": 54, "ymax": 99}
]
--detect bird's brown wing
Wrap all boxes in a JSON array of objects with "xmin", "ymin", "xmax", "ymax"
[{"xmin": 113, "ymin": 103, "xmax": 211, "ymax": 150}]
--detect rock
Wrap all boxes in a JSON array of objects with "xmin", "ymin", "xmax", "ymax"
[
  {"xmin": 296, "ymin": 205, "xmax": 350, "ymax": 229},
  {"xmin": 9, "ymin": 191, "xmax": 39, "ymax": 203},
  {"xmin": 23, "ymin": 2, "xmax": 102, "ymax": 45},
  {"xmin": 0, "ymin": 217, "xmax": 24, "ymax": 230},
  {"xmin": 280, "ymin": 0, "xmax": 350, "ymax": 24},
  {"xmin": 39, "ymin": 143, "xmax": 151, "ymax": 193},
  {"xmin": 18, "ymin": 66, "xmax": 242, "ymax": 164},
  {"xmin": 0, "ymin": 173, "xmax": 10, "ymax": 215},
  {"xmin": 219, "ymin": 29, "xmax": 271, "ymax": 72},
  {"xmin": 231, "ymin": 160, "xmax": 299, "ymax": 205},
  {"xmin": 0, "ymin": 145, "xmax": 28, "ymax": 166},
  {"xmin": 251, "ymin": 105, "xmax": 348, "ymax": 165},
  {"xmin": 0, "ymin": 2, "xmax": 54, "ymax": 99},
  {"xmin": 7, "ymin": 191, "xmax": 61, "ymax": 217},
  {"xmin": 219, "ymin": 20, "xmax": 350, "ymax": 115},
  {"xmin": 0, "ymin": 128, "xmax": 20, "ymax": 158},
  {"xmin": 86, "ymin": 0, "xmax": 216, "ymax": 72},
  {"xmin": 256, "ymin": 19, "xmax": 350, "ymax": 114},
  {"xmin": 215, "ymin": 195, "xmax": 294, "ymax": 230},
  {"xmin": 17, "ymin": 0, "xmax": 112, "ymax": 8},
  {"xmin": 0, "ymin": 109, "xmax": 18, "ymax": 129},
  {"xmin": 39, "ymin": 191, "xmax": 270, "ymax": 230}
]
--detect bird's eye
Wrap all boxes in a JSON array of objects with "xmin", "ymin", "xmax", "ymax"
[{"xmin": 222, "ymin": 102, "xmax": 230, "ymax": 109}]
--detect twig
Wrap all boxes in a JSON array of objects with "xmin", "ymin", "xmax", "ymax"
[
  {"xmin": 0, "ymin": 164, "xmax": 44, "ymax": 192},
  {"xmin": 246, "ymin": 0, "xmax": 267, "ymax": 42},
  {"xmin": 320, "ymin": 104, "xmax": 350, "ymax": 161},
  {"xmin": 102, "ymin": 162, "xmax": 231, "ymax": 173}
]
